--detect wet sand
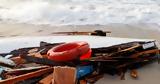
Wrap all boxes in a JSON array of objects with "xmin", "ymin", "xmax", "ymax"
[{"xmin": 0, "ymin": 23, "xmax": 160, "ymax": 42}]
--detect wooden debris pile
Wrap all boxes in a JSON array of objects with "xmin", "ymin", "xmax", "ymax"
[
  {"xmin": 91, "ymin": 41, "xmax": 159, "ymax": 80},
  {"xmin": 0, "ymin": 40, "xmax": 159, "ymax": 84}
]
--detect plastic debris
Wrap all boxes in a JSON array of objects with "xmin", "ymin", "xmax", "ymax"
[{"xmin": 76, "ymin": 65, "xmax": 93, "ymax": 79}]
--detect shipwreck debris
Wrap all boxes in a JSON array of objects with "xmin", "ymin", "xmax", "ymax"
[{"xmin": 0, "ymin": 39, "xmax": 159, "ymax": 84}]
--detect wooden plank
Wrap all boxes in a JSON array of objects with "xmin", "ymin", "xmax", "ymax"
[
  {"xmin": 130, "ymin": 49, "xmax": 160, "ymax": 58},
  {"xmin": 0, "ymin": 67, "xmax": 53, "ymax": 84},
  {"xmin": 39, "ymin": 74, "xmax": 53, "ymax": 84},
  {"xmin": 10, "ymin": 56, "xmax": 26, "ymax": 65},
  {"xmin": 52, "ymin": 66, "xmax": 76, "ymax": 84},
  {"xmin": 79, "ymin": 80, "xmax": 87, "ymax": 84},
  {"xmin": 52, "ymin": 31, "xmax": 111, "ymax": 35},
  {"xmin": 6, "ymin": 66, "xmax": 49, "ymax": 74}
]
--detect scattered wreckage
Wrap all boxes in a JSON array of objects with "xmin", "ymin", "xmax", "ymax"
[{"xmin": 0, "ymin": 31, "xmax": 159, "ymax": 84}]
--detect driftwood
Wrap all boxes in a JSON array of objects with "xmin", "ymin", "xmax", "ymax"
[{"xmin": 51, "ymin": 30, "xmax": 111, "ymax": 36}]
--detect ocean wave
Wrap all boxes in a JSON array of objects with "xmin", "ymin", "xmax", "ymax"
[{"xmin": 0, "ymin": 0, "xmax": 160, "ymax": 25}]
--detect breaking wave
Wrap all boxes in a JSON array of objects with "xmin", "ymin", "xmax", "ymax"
[{"xmin": 0, "ymin": 0, "xmax": 160, "ymax": 25}]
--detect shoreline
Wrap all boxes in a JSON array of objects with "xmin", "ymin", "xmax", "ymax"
[{"xmin": 0, "ymin": 23, "xmax": 160, "ymax": 42}]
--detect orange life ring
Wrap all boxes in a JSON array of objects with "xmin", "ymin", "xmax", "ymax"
[
  {"xmin": 80, "ymin": 49, "xmax": 92, "ymax": 60},
  {"xmin": 47, "ymin": 41, "xmax": 91, "ymax": 62}
]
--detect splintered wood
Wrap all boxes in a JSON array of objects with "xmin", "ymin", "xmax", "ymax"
[
  {"xmin": 0, "ymin": 40, "xmax": 159, "ymax": 84},
  {"xmin": 52, "ymin": 66, "xmax": 76, "ymax": 84},
  {"xmin": 0, "ymin": 66, "xmax": 76, "ymax": 84},
  {"xmin": 0, "ymin": 67, "xmax": 53, "ymax": 84},
  {"xmin": 39, "ymin": 74, "xmax": 53, "ymax": 84}
]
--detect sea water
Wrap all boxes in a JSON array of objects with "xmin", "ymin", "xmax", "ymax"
[{"xmin": 0, "ymin": 0, "xmax": 160, "ymax": 26}]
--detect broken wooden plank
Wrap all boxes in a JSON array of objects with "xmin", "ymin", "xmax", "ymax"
[
  {"xmin": 10, "ymin": 56, "xmax": 26, "ymax": 65},
  {"xmin": 52, "ymin": 66, "xmax": 76, "ymax": 84},
  {"xmin": 0, "ymin": 67, "xmax": 53, "ymax": 84},
  {"xmin": 39, "ymin": 73, "xmax": 53, "ymax": 84},
  {"xmin": 130, "ymin": 49, "xmax": 160, "ymax": 58},
  {"xmin": 6, "ymin": 66, "xmax": 49, "ymax": 75},
  {"xmin": 91, "ymin": 42, "xmax": 142, "ymax": 54}
]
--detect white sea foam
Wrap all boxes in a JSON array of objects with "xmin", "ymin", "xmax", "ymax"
[{"xmin": 0, "ymin": 0, "xmax": 160, "ymax": 26}]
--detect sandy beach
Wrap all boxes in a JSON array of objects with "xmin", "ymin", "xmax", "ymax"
[
  {"xmin": 0, "ymin": 0, "xmax": 160, "ymax": 84},
  {"xmin": 0, "ymin": 23, "xmax": 160, "ymax": 42}
]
